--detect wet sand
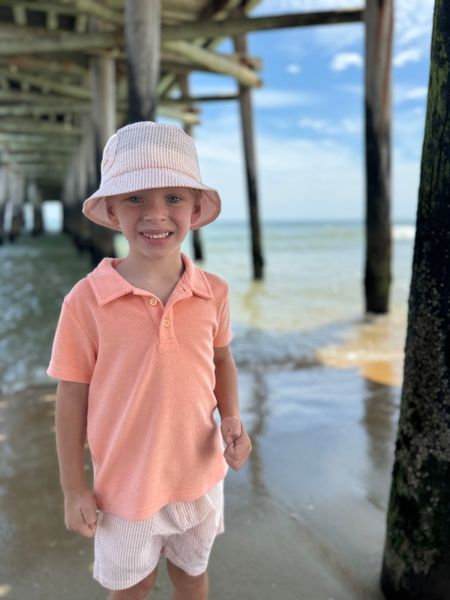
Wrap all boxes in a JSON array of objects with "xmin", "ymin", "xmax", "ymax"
[{"xmin": 0, "ymin": 349, "xmax": 401, "ymax": 600}]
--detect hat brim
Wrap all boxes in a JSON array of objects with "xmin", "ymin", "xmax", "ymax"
[{"xmin": 82, "ymin": 168, "xmax": 221, "ymax": 231}]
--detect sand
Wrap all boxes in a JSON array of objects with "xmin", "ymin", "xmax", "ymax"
[{"xmin": 0, "ymin": 341, "xmax": 402, "ymax": 600}]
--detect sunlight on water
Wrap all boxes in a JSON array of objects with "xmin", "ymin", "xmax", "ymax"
[{"xmin": 0, "ymin": 584, "xmax": 11, "ymax": 597}]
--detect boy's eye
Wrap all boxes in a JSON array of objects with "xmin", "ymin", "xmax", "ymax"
[
  {"xmin": 125, "ymin": 195, "xmax": 142, "ymax": 204},
  {"xmin": 166, "ymin": 195, "xmax": 183, "ymax": 205}
]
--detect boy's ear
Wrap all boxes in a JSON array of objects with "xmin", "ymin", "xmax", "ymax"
[
  {"xmin": 190, "ymin": 202, "xmax": 202, "ymax": 228},
  {"xmin": 105, "ymin": 199, "xmax": 120, "ymax": 227}
]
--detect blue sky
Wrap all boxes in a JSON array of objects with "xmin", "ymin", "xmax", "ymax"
[{"xmin": 169, "ymin": 0, "xmax": 435, "ymax": 223}]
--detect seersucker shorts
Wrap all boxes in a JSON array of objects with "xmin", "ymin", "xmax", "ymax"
[{"xmin": 93, "ymin": 482, "xmax": 224, "ymax": 591}]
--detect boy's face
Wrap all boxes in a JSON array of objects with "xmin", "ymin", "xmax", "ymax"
[{"xmin": 105, "ymin": 187, "xmax": 201, "ymax": 260}]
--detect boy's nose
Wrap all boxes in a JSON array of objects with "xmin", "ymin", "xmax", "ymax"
[{"xmin": 143, "ymin": 200, "xmax": 167, "ymax": 220}]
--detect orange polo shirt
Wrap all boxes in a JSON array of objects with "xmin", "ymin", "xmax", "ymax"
[{"xmin": 47, "ymin": 253, "xmax": 232, "ymax": 520}]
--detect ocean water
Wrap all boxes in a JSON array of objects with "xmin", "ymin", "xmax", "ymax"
[{"xmin": 0, "ymin": 221, "xmax": 415, "ymax": 393}]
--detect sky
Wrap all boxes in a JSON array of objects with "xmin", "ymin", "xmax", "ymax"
[{"xmin": 163, "ymin": 0, "xmax": 435, "ymax": 223}]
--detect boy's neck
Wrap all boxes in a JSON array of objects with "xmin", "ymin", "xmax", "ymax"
[{"xmin": 116, "ymin": 251, "xmax": 185, "ymax": 290}]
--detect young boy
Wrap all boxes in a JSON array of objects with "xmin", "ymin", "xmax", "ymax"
[{"xmin": 47, "ymin": 121, "xmax": 252, "ymax": 600}]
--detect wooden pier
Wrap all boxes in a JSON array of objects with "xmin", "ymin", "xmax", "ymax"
[{"xmin": 0, "ymin": 0, "xmax": 392, "ymax": 313}]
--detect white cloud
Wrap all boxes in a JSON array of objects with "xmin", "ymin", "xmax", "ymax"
[
  {"xmin": 299, "ymin": 116, "xmax": 361, "ymax": 135},
  {"xmin": 298, "ymin": 118, "xmax": 329, "ymax": 132},
  {"xmin": 286, "ymin": 63, "xmax": 302, "ymax": 74},
  {"xmin": 252, "ymin": 0, "xmax": 362, "ymax": 16},
  {"xmin": 338, "ymin": 83, "xmax": 363, "ymax": 97},
  {"xmin": 395, "ymin": 0, "xmax": 434, "ymax": 48},
  {"xmin": 195, "ymin": 111, "xmax": 365, "ymax": 221},
  {"xmin": 254, "ymin": 0, "xmax": 433, "ymax": 56},
  {"xmin": 193, "ymin": 108, "xmax": 421, "ymax": 221},
  {"xmin": 395, "ymin": 86, "xmax": 428, "ymax": 103},
  {"xmin": 393, "ymin": 106, "xmax": 426, "ymax": 161},
  {"xmin": 393, "ymin": 47, "xmax": 422, "ymax": 67},
  {"xmin": 253, "ymin": 88, "xmax": 317, "ymax": 108},
  {"xmin": 190, "ymin": 81, "xmax": 237, "ymax": 96},
  {"xmin": 330, "ymin": 52, "xmax": 363, "ymax": 71}
]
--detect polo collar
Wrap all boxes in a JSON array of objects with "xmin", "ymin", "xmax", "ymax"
[{"xmin": 88, "ymin": 253, "xmax": 212, "ymax": 306}]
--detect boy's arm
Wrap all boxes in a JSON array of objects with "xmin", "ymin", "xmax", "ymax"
[
  {"xmin": 213, "ymin": 345, "xmax": 240, "ymax": 420},
  {"xmin": 55, "ymin": 380, "xmax": 98, "ymax": 538},
  {"xmin": 213, "ymin": 346, "xmax": 252, "ymax": 470}
]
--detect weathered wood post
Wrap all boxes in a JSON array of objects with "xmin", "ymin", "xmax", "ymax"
[
  {"xmin": 0, "ymin": 167, "xmax": 6, "ymax": 245},
  {"xmin": 27, "ymin": 181, "xmax": 44, "ymax": 236},
  {"xmin": 26, "ymin": 181, "xmax": 44, "ymax": 236},
  {"xmin": 62, "ymin": 141, "xmax": 91, "ymax": 253},
  {"xmin": 125, "ymin": 0, "xmax": 160, "ymax": 122},
  {"xmin": 233, "ymin": 31, "xmax": 264, "ymax": 280},
  {"xmin": 89, "ymin": 45, "xmax": 117, "ymax": 263},
  {"xmin": 77, "ymin": 122, "xmax": 97, "ymax": 251},
  {"xmin": 364, "ymin": 0, "xmax": 393, "ymax": 313},
  {"xmin": 62, "ymin": 156, "xmax": 81, "ymax": 242},
  {"xmin": 8, "ymin": 172, "xmax": 25, "ymax": 242},
  {"xmin": 381, "ymin": 1, "xmax": 450, "ymax": 597},
  {"xmin": 179, "ymin": 74, "xmax": 204, "ymax": 261}
]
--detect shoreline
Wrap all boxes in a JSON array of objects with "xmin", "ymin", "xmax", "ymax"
[{"xmin": 0, "ymin": 356, "xmax": 399, "ymax": 599}]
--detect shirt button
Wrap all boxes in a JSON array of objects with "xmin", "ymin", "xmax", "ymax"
[
  {"xmin": 149, "ymin": 298, "xmax": 158, "ymax": 306},
  {"xmin": 162, "ymin": 318, "xmax": 170, "ymax": 327}
]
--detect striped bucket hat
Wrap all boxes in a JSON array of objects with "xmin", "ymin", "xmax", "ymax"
[{"xmin": 82, "ymin": 121, "xmax": 221, "ymax": 231}]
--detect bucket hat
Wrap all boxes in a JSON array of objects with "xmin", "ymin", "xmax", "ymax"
[{"xmin": 82, "ymin": 121, "xmax": 221, "ymax": 231}]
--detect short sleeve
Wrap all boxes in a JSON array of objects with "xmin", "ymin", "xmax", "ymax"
[
  {"xmin": 47, "ymin": 300, "xmax": 96, "ymax": 384},
  {"xmin": 213, "ymin": 284, "xmax": 233, "ymax": 347}
]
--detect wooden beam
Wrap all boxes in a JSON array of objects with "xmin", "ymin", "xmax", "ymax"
[
  {"xmin": 3, "ymin": 151, "xmax": 71, "ymax": 161},
  {"xmin": 0, "ymin": 89, "xmax": 91, "ymax": 106},
  {"xmin": 163, "ymin": 9, "xmax": 364, "ymax": 40},
  {"xmin": 3, "ymin": 56, "xmax": 88, "ymax": 77},
  {"xmin": 157, "ymin": 105, "xmax": 199, "ymax": 125},
  {"xmin": 0, "ymin": 103, "xmax": 89, "ymax": 117},
  {"xmin": 0, "ymin": 27, "xmax": 119, "ymax": 55},
  {"xmin": 168, "ymin": 93, "xmax": 239, "ymax": 103},
  {"xmin": 7, "ymin": 161, "xmax": 67, "ymax": 171},
  {"xmin": 161, "ymin": 50, "xmax": 262, "ymax": 73},
  {"xmin": 0, "ymin": 133, "xmax": 76, "ymax": 145},
  {"xmin": 58, "ymin": 0, "xmax": 123, "ymax": 26},
  {"xmin": 199, "ymin": 0, "xmax": 242, "ymax": 21},
  {"xmin": 0, "ymin": 68, "xmax": 90, "ymax": 99},
  {"xmin": 163, "ymin": 41, "xmax": 261, "ymax": 87},
  {"xmin": 0, "ymin": 118, "xmax": 80, "ymax": 135},
  {"xmin": 157, "ymin": 0, "xmax": 248, "ymax": 99},
  {"xmin": 0, "ymin": 0, "xmax": 123, "ymax": 26}
]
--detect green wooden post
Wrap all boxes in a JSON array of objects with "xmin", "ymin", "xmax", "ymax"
[{"xmin": 381, "ymin": 1, "xmax": 450, "ymax": 597}]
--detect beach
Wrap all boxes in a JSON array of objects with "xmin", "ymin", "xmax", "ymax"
[{"xmin": 0, "ymin": 223, "xmax": 411, "ymax": 599}]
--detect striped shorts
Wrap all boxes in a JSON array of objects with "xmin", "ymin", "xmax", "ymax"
[{"xmin": 93, "ymin": 482, "xmax": 224, "ymax": 591}]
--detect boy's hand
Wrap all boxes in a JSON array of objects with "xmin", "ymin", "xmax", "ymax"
[
  {"xmin": 64, "ymin": 488, "xmax": 98, "ymax": 538},
  {"xmin": 220, "ymin": 417, "xmax": 252, "ymax": 471}
]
